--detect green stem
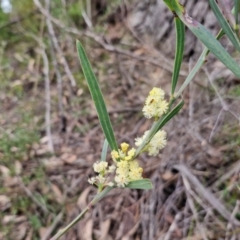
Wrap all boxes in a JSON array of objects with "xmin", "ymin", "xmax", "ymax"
[
  {"xmin": 175, "ymin": 29, "xmax": 225, "ymax": 98},
  {"xmin": 175, "ymin": 48, "xmax": 207, "ymax": 98},
  {"xmin": 50, "ymin": 186, "xmax": 113, "ymax": 240}
]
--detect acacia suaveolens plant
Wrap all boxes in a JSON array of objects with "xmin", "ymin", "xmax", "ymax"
[{"xmin": 51, "ymin": 1, "xmax": 240, "ymax": 239}]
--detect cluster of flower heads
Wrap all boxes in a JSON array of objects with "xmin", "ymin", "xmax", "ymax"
[
  {"xmin": 142, "ymin": 87, "xmax": 168, "ymax": 119},
  {"xmin": 88, "ymin": 87, "xmax": 168, "ymax": 188},
  {"xmin": 135, "ymin": 130, "xmax": 167, "ymax": 156},
  {"xmin": 88, "ymin": 143, "xmax": 143, "ymax": 188},
  {"xmin": 135, "ymin": 87, "xmax": 168, "ymax": 156},
  {"xmin": 88, "ymin": 161, "xmax": 116, "ymax": 187},
  {"xmin": 111, "ymin": 143, "xmax": 143, "ymax": 187}
]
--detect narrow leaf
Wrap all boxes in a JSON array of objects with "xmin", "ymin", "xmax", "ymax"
[
  {"xmin": 170, "ymin": 0, "xmax": 240, "ymax": 78},
  {"xmin": 171, "ymin": 17, "xmax": 185, "ymax": 95},
  {"xmin": 76, "ymin": 41, "xmax": 118, "ymax": 151},
  {"xmin": 235, "ymin": 0, "xmax": 240, "ymax": 34},
  {"xmin": 163, "ymin": 0, "xmax": 174, "ymax": 11},
  {"xmin": 209, "ymin": 0, "xmax": 240, "ymax": 52},
  {"xmin": 217, "ymin": 0, "xmax": 235, "ymax": 27},
  {"xmin": 101, "ymin": 139, "xmax": 109, "ymax": 162},
  {"xmin": 125, "ymin": 179, "xmax": 153, "ymax": 189},
  {"xmin": 155, "ymin": 100, "xmax": 184, "ymax": 132},
  {"xmin": 176, "ymin": 49, "xmax": 207, "ymax": 98},
  {"xmin": 176, "ymin": 29, "xmax": 225, "ymax": 98},
  {"xmin": 91, "ymin": 186, "xmax": 114, "ymax": 204},
  {"xmin": 164, "ymin": 0, "xmax": 184, "ymax": 12}
]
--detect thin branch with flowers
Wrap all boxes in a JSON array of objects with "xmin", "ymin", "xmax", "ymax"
[{"xmin": 51, "ymin": 0, "xmax": 240, "ymax": 239}]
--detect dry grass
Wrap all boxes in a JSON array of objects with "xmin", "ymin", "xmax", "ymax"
[{"xmin": 0, "ymin": 1, "xmax": 240, "ymax": 239}]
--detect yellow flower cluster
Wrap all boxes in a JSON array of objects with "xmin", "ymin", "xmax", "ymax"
[
  {"xmin": 88, "ymin": 87, "xmax": 169, "ymax": 188},
  {"xmin": 88, "ymin": 142, "xmax": 143, "ymax": 188},
  {"xmin": 93, "ymin": 161, "xmax": 108, "ymax": 173},
  {"xmin": 135, "ymin": 129, "xmax": 167, "ymax": 156},
  {"xmin": 111, "ymin": 142, "xmax": 143, "ymax": 187},
  {"xmin": 88, "ymin": 161, "xmax": 115, "ymax": 187},
  {"xmin": 142, "ymin": 87, "xmax": 168, "ymax": 119},
  {"xmin": 111, "ymin": 142, "xmax": 136, "ymax": 162}
]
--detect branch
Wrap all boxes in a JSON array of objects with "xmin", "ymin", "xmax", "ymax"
[
  {"xmin": 34, "ymin": 0, "xmax": 76, "ymax": 87},
  {"xmin": 37, "ymin": 47, "xmax": 55, "ymax": 153},
  {"xmin": 33, "ymin": 0, "xmax": 187, "ymax": 76}
]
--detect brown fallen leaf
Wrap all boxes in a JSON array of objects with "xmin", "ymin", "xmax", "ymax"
[
  {"xmin": 0, "ymin": 165, "xmax": 10, "ymax": 177},
  {"xmin": 3, "ymin": 176, "xmax": 19, "ymax": 187},
  {"xmin": 161, "ymin": 171, "xmax": 174, "ymax": 181},
  {"xmin": 51, "ymin": 184, "xmax": 63, "ymax": 204},
  {"xmin": 100, "ymin": 219, "xmax": 111, "ymax": 240},
  {"xmin": 77, "ymin": 186, "xmax": 92, "ymax": 211},
  {"xmin": 25, "ymin": 229, "xmax": 33, "ymax": 240},
  {"xmin": 43, "ymin": 157, "xmax": 64, "ymax": 171},
  {"xmin": 61, "ymin": 153, "xmax": 77, "ymax": 164},
  {"xmin": 0, "ymin": 232, "xmax": 5, "ymax": 240},
  {"xmin": 9, "ymin": 222, "xmax": 28, "ymax": 240},
  {"xmin": 15, "ymin": 161, "xmax": 22, "ymax": 175},
  {"xmin": 60, "ymin": 146, "xmax": 73, "ymax": 153},
  {"xmin": 78, "ymin": 219, "xmax": 93, "ymax": 240},
  {"xmin": 2, "ymin": 215, "xmax": 27, "ymax": 225},
  {"xmin": 0, "ymin": 195, "xmax": 11, "ymax": 211},
  {"xmin": 40, "ymin": 136, "xmax": 50, "ymax": 144},
  {"xmin": 39, "ymin": 227, "xmax": 48, "ymax": 239}
]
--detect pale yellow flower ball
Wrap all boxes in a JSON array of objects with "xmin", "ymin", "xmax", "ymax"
[
  {"xmin": 115, "ymin": 174, "xmax": 129, "ymax": 187},
  {"xmin": 135, "ymin": 129, "xmax": 167, "ymax": 156},
  {"xmin": 143, "ymin": 87, "xmax": 168, "ymax": 119},
  {"xmin": 111, "ymin": 150, "xmax": 119, "ymax": 161},
  {"xmin": 93, "ymin": 161, "xmax": 108, "ymax": 173},
  {"xmin": 120, "ymin": 142, "xmax": 129, "ymax": 153}
]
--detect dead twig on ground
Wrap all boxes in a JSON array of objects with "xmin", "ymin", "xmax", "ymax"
[
  {"xmin": 211, "ymin": 160, "xmax": 240, "ymax": 188},
  {"xmin": 18, "ymin": 177, "xmax": 49, "ymax": 214},
  {"xmin": 204, "ymin": 68, "xmax": 240, "ymax": 142},
  {"xmin": 162, "ymin": 213, "xmax": 181, "ymax": 240},
  {"xmin": 45, "ymin": 0, "xmax": 65, "ymax": 131},
  {"xmin": 225, "ymin": 200, "xmax": 240, "ymax": 240},
  {"xmin": 37, "ymin": 47, "xmax": 55, "ymax": 153},
  {"xmin": 182, "ymin": 175, "xmax": 208, "ymax": 240},
  {"xmin": 32, "ymin": 0, "xmax": 188, "ymax": 76},
  {"xmin": 80, "ymin": 0, "xmax": 92, "ymax": 28},
  {"xmin": 34, "ymin": 0, "xmax": 76, "ymax": 87},
  {"xmin": 174, "ymin": 164, "xmax": 240, "ymax": 226},
  {"xmin": 42, "ymin": 211, "xmax": 64, "ymax": 240}
]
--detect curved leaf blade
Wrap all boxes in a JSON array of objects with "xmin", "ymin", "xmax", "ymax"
[
  {"xmin": 125, "ymin": 179, "xmax": 153, "ymax": 189},
  {"xmin": 209, "ymin": 0, "xmax": 240, "ymax": 52},
  {"xmin": 171, "ymin": 17, "xmax": 185, "ymax": 95},
  {"xmin": 164, "ymin": 0, "xmax": 184, "ymax": 12},
  {"xmin": 235, "ymin": 0, "xmax": 240, "ymax": 34},
  {"xmin": 76, "ymin": 41, "xmax": 118, "ymax": 151},
  {"xmin": 170, "ymin": 0, "xmax": 240, "ymax": 78},
  {"xmin": 155, "ymin": 99, "xmax": 184, "ymax": 132},
  {"xmin": 176, "ymin": 29, "xmax": 225, "ymax": 98},
  {"xmin": 101, "ymin": 139, "xmax": 109, "ymax": 162}
]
